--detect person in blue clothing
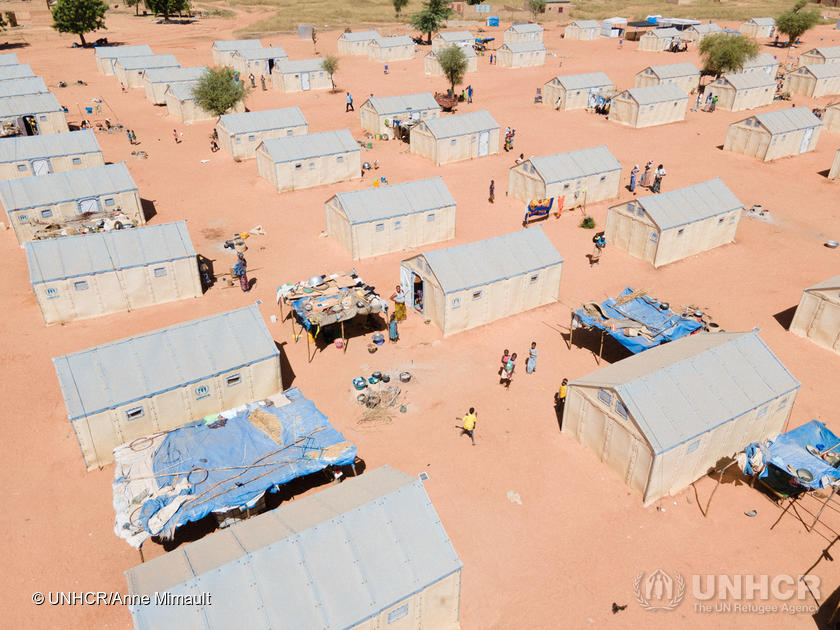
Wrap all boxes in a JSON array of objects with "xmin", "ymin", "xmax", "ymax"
[
  {"xmin": 467, "ymin": 85, "xmax": 473, "ymax": 103},
  {"xmin": 389, "ymin": 313, "xmax": 399, "ymax": 342}
]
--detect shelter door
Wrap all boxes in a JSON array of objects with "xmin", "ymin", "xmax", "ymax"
[
  {"xmin": 799, "ymin": 127, "xmax": 814, "ymax": 153},
  {"xmin": 399, "ymin": 265, "xmax": 414, "ymax": 310},
  {"xmin": 478, "ymin": 131, "xmax": 489, "ymax": 157},
  {"xmin": 78, "ymin": 198, "xmax": 99, "ymax": 214},
  {"xmin": 300, "ymin": 72, "xmax": 311, "ymax": 91},
  {"xmin": 31, "ymin": 159, "xmax": 50, "ymax": 176}
]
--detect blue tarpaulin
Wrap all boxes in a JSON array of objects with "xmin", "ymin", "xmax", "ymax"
[{"xmin": 573, "ymin": 287, "xmax": 703, "ymax": 354}]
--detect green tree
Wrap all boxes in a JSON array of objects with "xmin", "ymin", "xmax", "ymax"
[
  {"xmin": 529, "ymin": 0, "xmax": 545, "ymax": 21},
  {"xmin": 698, "ymin": 33, "xmax": 760, "ymax": 77},
  {"xmin": 51, "ymin": 0, "xmax": 107, "ymax": 47},
  {"xmin": 192, "ymin": 67, "xmax": 248, "ymax": 117},
  {"xmin": 776, "ymin": 0, "xmax": 820, "ymax": 47},
  {"xmin": 321, "ymin": 55, "xmax": 339, "ymax": 90},
  {"xmin": 410, "ymin": 0, "xmax": 452, "ymax": 44},
  {"xmin": 437, "ymin": 45, "xmax": 467, "ymax": 93},
  {"xmin": 393, "ymin": 0, "xmax": 409, "ymax": 17},
  {"xmin": 145, "ymin": 0, "xmax": 188, "ymax": 22}
]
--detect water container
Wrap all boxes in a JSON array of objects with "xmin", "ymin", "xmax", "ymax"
[{"xmin": 487, "ymin": 16, "xmax": 499, "ymax": 27}]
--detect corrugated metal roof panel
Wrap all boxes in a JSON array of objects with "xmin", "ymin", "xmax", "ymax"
[
  {"xmin": 800, "ymin": 63, "xmax": 840, "ymax": 79},
  {"xmin": 115, "ymin": 54, "xmax": 179, "ymax": 71},
  {"xmin": 212, "ymin": 39, "xmax": 262, "ymax": 51},
  {"xmin": 648, "ymin": 27, "xmax": 679, "ymax": 38},
  {"xmin": 437, "ymin": 31, "xmax": 473, "ymax": 41},
  {"xmin": 274, "ymin": 58, "xmax": 325, "ymax": 74},
  {"xmin": 366, "ymin": 92, "xmax": 439, "ymax": 115},
  {"xmin": 747, "ymin": 17, "xmax": 775, "ymax": 26},
  {"xmin": 510, "ymin": 23, "xmax": 543, "ymax": 33},
  {"xmin": 25, "ymin": 221, "xmax": 195, "ymax": 285},
  {"xmin": 429, "ymin": 47, "xmax": 477, "ymax": 59},
  {"xmin": 571, "ymin": 332, "xmax": 800, "ymax": 453},
  {"xmin": 805, "ymin": 275, "xmax": 840, "ymax": 292},
  {"xmin": 419, "ymin": 109, "xmax": 499, "ymax": 139},
  {"xmin": 753, "ymin": 106, "xmax": 822, "ymax": 135},
  {"xmin": 235, "ymin": 46, "xmax": 288, "ymax": 61},
  {"xmin": 372, "ymin": 35, "xmax": 413, "ymax": 48},
  {"xmin": 143, "ymin": 66, "xmax": 207, "ymax": 84},
  {"xmin": 333, "ymin": 177, "xmax": 455, "ymax": 224},
  {"xmin": 689, "ymin": 23, "xmax": 721, "ymax": 34},
  {"xmin": 720, "ymin": 71, "xmax": 776, "ymax": 89},
  {"xmin": 569, "ymin": 20, "xmax": 600, "ymax": 28},
  {"xmin": 529, "ymin": 145, "xmax": 621, "ymax": 184},
  {"xmin": 0, "ymin": 53, "xmax": 19, "ymax": 65},
  {"xmin": 501, "ymin": 41, "xmax": 545, "ymax": 53},
  {"xmin": 0, "ymin": 77, "xmax": 48, "ymax": 98},
  {"xmin": 0, "ymin": 93, "xmax": 62, "ymax": 117},
  {"xmin": 552, "ymin": 72, "xmax": 613, "ymax": 91},
  {"xmin": 53, "ymin": 305, "xmax": 278, "ymax": 421},
  {"xmin": 420, "ymin": 227, "xmax": 563, "ymax": 294},
  {"xmin": 339, "ymin": 30, "xmax": 380, "ymax": 42},
  {"xmin": 165, "ymin": 82, "xmax": 198, "ymax": 101},
  {"xmin": 625, "ymin": 83, "xmax": 688, "ymax": 105},
  {"xmin": 0, "ymin": 130, "xmax": 100, "ymax": 164},
  {"xmin": 808, "ymin": 46, "xmax": 840, "ymax": 59},
  {"xmin": 219, "ymin": 107, "xmax": 307, "ymax": 135},
  {"xmin": 648, "ymin": 62, "xmax": 699, "ymax": 79},
  {"xmin": 0, "ymin": 64, "xmax": 35, "ymax": 81},
  {"xmin": 0, "ymin": 163, "xmax": 137, "ymax": 214},
  {"xmin": 630, "ymin": 178, "xmax": 742, "ymax": 230},
  {"xmin": 94, "ymin": 45, "xmax": 153, "ymax": 60},
  {"xmin": 259, "ymin": 128, "xmax": 359, "ymax": 164},
  {"xmin": 740, "ymin": 53, "xmax": 779, "ymax": 70}
]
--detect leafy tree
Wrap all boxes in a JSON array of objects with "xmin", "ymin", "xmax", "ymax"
[
  {"xmin": 145, "ymin": 0, "xmax": 188, "ymax": 22},
  {"xmin": 529, "ymin": 0, "xmax": 545, "ymax": 21},
  {"xmin": 437, "ymin": 45, "xmax": 467, "ymax": 93},
  {"xmin": 410, "ymin": 0, "xmax": 452, "ymax": 44},
  {"xmin": 51, "ymin": 0, "xmax": 107, "ymax": 47},
  {"xmin": 776, "ymin": 0, "xmax": 820, "ymax": 47},
  {"xmin": 321, "ymin": 55, "xmax": 339, "ymax": 89},
  {"xmin": 393, "ymin": 0, "xmax": 409, "ymax": 17},
  {"xmin": 192, "ymin": 67, "xmax": 248, "ymax": 117},
  {"xmin": 698, "ymin": 33, "xmax": 760, "ymax": 77}
]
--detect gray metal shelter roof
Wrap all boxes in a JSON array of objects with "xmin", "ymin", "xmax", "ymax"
[
  {"xmin": 143, "ymin": 66, "xmax": 207, "ymax": 84},
  {"xmin": 365, "ymin": 92, "xmax": 439, "ymax": 116},
  {"xmin": 418, "ymin": 227, "xmax": 563, "ymax": 294},
  {"xmin": 372, "ymin": 35, "xmax": 414, "ymax": 48},
  {"xmin": 0, "ymin": 130, "xmax": 101, "ymax": 164},
  {"xmin": 0, "ymin": 64, "xmax": 35, "ymax": 81},
  {"xmin": 529, "ymin": 145, "xmax": 621, "ymax": 185},
  {"xmin": 629, "ymin": 178, "xmax": 742, "ymax": 230},
  {"xmin": 419, "ymin": 109, "xmax": 499, "ymax": 139},
  {"xmin": 332, "ymin": 177, "xmax": 455, "ymax": 224},
  {"xmin": 720, "ymin": 71, "xmax": 776, "ymax": 89},
  {"xmin": 752, "ymin": 107, "xmax": 822, "ymax": 135},
  {"xmin": 125, "ymin": 466, "xmax": 462, "ymax": 630},
  {"xmin": 624, "ymin": 83, "xmax": 688, "ymax": 105},
  {"xmin": 799, "ymin": 63, "xmax": 840, "ymax": 79},
  {"xmin": 0, "ymin": 53, "xmax": 18, "ymax": 65},
  {"xmin": 740, "ymin": 53, "xmax": 779, "ymax": 70},
  {"xmin": 569, "ymin": 20, "xmax": 600, "ymax": 28},
  {"xmin": 0, "ymin": 77, "xmax": 48, "ymax": 98},
  {"xmin": 501, "ymin": 41, "xmax": 545, "ymax": 53},
  {"xmin": 94, "ymin": 45, "xmax": 153, "ymax": 60},
  {"xmin": 338, "ymin": 30, "xmax": 380, "ymax": 42},
  {"xmin": 429, "ymin": 47, "xmax": 477, "ymax": 59},
  {"xmin": 218, "ymin": 107, "xmax": 307, "ymax": 135},
  {"xmin": 436, "ymin": 30, "xmax": 473, "ymax": 42},
  {"xmin": 571, "ymin": 332, "xmax": 800, "ymax": 454},
  {"xmin": 647, "ymin": 27, "xmax": 679, "ymax": 39},
  {"xmin": 0, "ymin": 163, "xmax": 137, "ymax": 214},
  {"xmin": 509, "ymin": 23, "xmax": 543, "ymax": 33},
  {"xmin": 26, "ymin": 221, "xmax": 195, "ymax": 285},
  {"xmin": 746, "ymin": 17, "xmax": 775, "ymax": 26},
  {"xmin": 551, "ymin": 72, "xmax": 613, "ymax": 91},
  {"xmin": 806, "ymin": 275, "xmax": 840, "ymax": 292},
  {"xmin": 235, "ymin": 46, "xmax": 288, "ymax": 61},
  {"xmin": 165, "ymin": 82, "xmax": 198, "ymax": 102},
  {"xmin": 0, "ymin": 93, "xmax": 62, "ymax": 117},
  {"xmin": 115, "ymin": 54, "xmax": 179, "ymax": 71},
  {"xmin": 212, "ymin": 39, "xmax": 262, "ymax": 51},
  {"xmin": 805, "ymin": 46, "xmax": 840, "ymax": 60},
  {"xmin": 53, "ymin": 305, "xmax": 278, "ymax": 422},
  {"xmin": 689, "ymin": 23, "xmax": 721, "ymax": 34},
  {"xmin": 259, "ymin": 128, "xmax": 358, "ymax": 164},
  {"xmin": 646, "ymin": 62, "xmax": 699, "ymax": 79},
  {"xmin": 274, "ymin": 58, "xmax": 325, "ymax": 74}
]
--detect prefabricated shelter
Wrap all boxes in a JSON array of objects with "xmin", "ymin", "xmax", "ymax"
[
  {"xmin": 562, "ymin": 331, "xmax": 800, "ymax": 506},
  {"xmin": 682, "ymin": 22, "xmax": 722, "ymax": 44},
  {"xmin": 425, "ymin": 47, "xmax": 479, "ymax": 76},
  {"xmin": 608, "ymin": 84, "xmax": 688, "ymax": 128},
  {"xmin": 114, "ymin": 55, "xmax": 179, "ymax": 89},
  {"xmin": 638, "ymin": 27, "xmax": 680, "ymax": 52},
  {"xmin": 231, "ymin": 46, "xmax": 288, "ymax": 76},
  {"xmin": 0, "ymin": 93, "xmax": 68, "ymax": 135},
  {"xmin": 410, "ymin": 109, "xmax": 500, "ymax": 166},
  {"xmin": 124, "ymin": 466, "xmax": 463, "ymax": 630},
  {"xmin": 359, "ymin": 92, "xmax": 440, "ymax": 137},
  {"xmin": 790, "ymin": 275, "xmax": 840, "ymax": 353},
  {"xmin": 211, "ymin": 39, "xmax": 262, "ymax": 66},
  {"xmin": 0, "ymin": 64, "xmax": 35, "ymax": 82},
  {"xmin": 507, "ymin": 145, "xmax": 622, "ymax": 205},
  {"xmin": 25, "ymin": 221, "xmax": 202, "ymax": 325},
  {"xmin": 0, "ymin": 53, "xmax": 18, "ymax": 66},
  {"xmin": 601, "ymin": 17, "xmax": 628, "ymax": 38},
  {"xmin": 824, "ymin": 102, "xmax": 840, "ymax": 133},
  {"xmin": 337, "ymin": 30, "xmax": 380, "ymax": 55},
  {"xmin": 0, "ymin": 130, "xmax": 103, "ymax": 180},
  {"xmin": 544, "ymin": 72, "xmax": 614, "ymax": 110},
  {"xmin": 497, "ymin": 41, "xmax": 546, "ymax": 68},
  {"xmin": 505, "ymin": 23, "xmax": 544, "ymax": 44},
  {"xmin": 831, "ymin": 149, "xmax": 840, "ymax": 180},
  {"xmin": 432, "ymin": 30, "xmax": 474, "ymax": 51},
  {"xmin": 164, "ymin": 82, "xmax": 246, "ymax": 124},
  {"xmin": 52, "ymin": 304, "xmax": 282, "ymax": 470},
  {"xmin": 0, "ymin": 77, "xmax": 48, "ymax": 99},
  {"xmin": 605, "ymin": 178, "xmax": 742, "ymax": 267},
  {"xmin": 564, "ymin": 20, "xmax": 600, "ymax": 40},
  {"xmin": 367, "ymin": 35, "xmax": 415, "ymax": 62},
  {"xmin": 740, "ymin": 17, "xmax": 776, "ymax": 39},
  {"xmin": 740, "ymin": 52, "xmax": 780, "ymax": 76},
  {"xmin": 399, "ymin": 227, "xmax": 563, "ymax": 336},
  {"xmin": 724, "ymin": 107, "xmax": 823, "ymax": 161},
  {"xmin": 705, "ymin": 71, "xmax": 776, "ymax": 111},
  {"xmin": 142, "ymin": 66, "xmax": 208, "ymax": 105},
  {"xmin": 216, "ymin": 107, "xmax": 308, "ymax": 160},
  {"xmin": 799, "ymin": 46, "xmax": 840, "ymax": 67},
  {"xmin": 255, "ymin": 129, "xmax": 361, "ymax": 193},
  {"xmin": 785, "ymin": 63, "xmax": 840, "ymax": 98},
  {"xmin": 634, "ymin": 63, "xmax": 700, "ymax": 94},
  {"xmin": 94, "ymin": 45, "xmax": 153, "ymax": 75},
  {"xmin": 325, "ymin": 177, "xmax": 456, "ymax": 259},
  {"xmin": 0, "ymin": 163, "xmax": 144, "ymax": 246},
  {"xmin": 271, "ymin": 58, "xmax": 331, "ymax": 93}
]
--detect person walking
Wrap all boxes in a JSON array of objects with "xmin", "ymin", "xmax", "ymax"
[
  {"xmin": 489, "ymin": 179, "xmax": 495, "ymax": 203},
  {"xmin": 467, "ymin": 84, "xmax": 473, "ymax": 103},
  {"xmin": 557, "ymin": 378, "xmax": 568, "ymax": 408},
  {"xmin": 693, "ymin": 92, "xmax": 702, "ymax": 111},
  {"xmin": 388, "ymin": 313, "xmax": 399, "ymax": 342},
  {"xmin": 499, "ymin": 348, "xmax": 510, "ymax": 376},
  {"xmin": 249, "ymin": 73, "xmax": 256, "ymax": 88},
  {"xmin": 461, "ymin": 407, "xmax": 477, "ymax": 445},
  {"xmin": 501, "ymin": 352, "xmax": 517, "ymax": 389},
  {"xmin": 526, "ymin": 342, "xmax": 538, "ymax": 374},
  {"xmin": 126, "ymin": 128, "xmax": 134, "ymax": 145},
  {"xmin": 346, "ymin": 92, "xmax": 354, "ymax": 112},
  {"xmin": 173, "ymin": 129, "xmax": 181, "ymax": 144},
  {"xmin": 709, "ymin": 95, "xmax": 718, "ymax": 112},
  {"xmin": 641, "ymin": 160, "xmax": 653, "ymax": 187},
  {"xmin": 234, "ymin": 252, "xmax": 250, "ymax": 292},
  {"xmin": 629, "ymin": 164, "xmax": 639, "ymax": 193},
  {"xmin": 652, "ymin": 164, "xmax": 666, "ymax": 193},
  {"xmin": 391, "ymin": 285, "xmax": 406, "ymax": 321},
  {"xmin": 260, "ymin": 75, "xmax": 267, "ymax": 91}
]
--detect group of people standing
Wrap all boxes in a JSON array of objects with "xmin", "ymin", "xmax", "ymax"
[
  {"xmin": 503, "ymin": 127, "xmax": 516, "ymax": 152},
  {"xmin": 629, "ymin": 161, "xmax": 666, "ymax": 194},
  {"xmin": 499, "ymin": 342, "xmax": 538, "ymax": 389}
]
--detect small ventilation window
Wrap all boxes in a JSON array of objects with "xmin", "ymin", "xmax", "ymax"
[
  {"xmin": 394, "ymin": 220, "xmax": 402, "ymax": 230},
  {"xmin": 650, "ymin": 232, "xmax": 658, "ymax": 242},
  {"xmin": 308, "ymin": 162, "xmax": 315, "ymax": 170},
  {"xmin": 597, "ymin": 389, "xmax": 612, "ymax": 406},
  {"xmin": 225, "ymin": 373, "xmax": 242, "ymax": 387},
  {"xmin": 16, "ymin": 164, "xmax": 26, "ymax": 172},
  {"xmin": 777, "ymin": 397, "xmax": 788, "ymax": 409},
  {"xmin": 677, "ymin": 228, "xmax": 685, "ymax": 237},
  {"xmin": 294, "ymin": 163, "xmax": 302, "ymax": 169},
  {"xmin": 125, "ymin": 406, "xmax": 145, "ymax": 421},
  {"xmin": 472, "ymin": 290, "xmax": 482, "ymax": 300},
  {"xmin": 72, "ymin": 157, "xmax": 82, "ymax": 165},
  {"xmin": 450, "ymin": 139, "xmax": 456, "ymax": 145},
  {"xmin": 248, "ymin": 135, "xmax": 256, "ymax": 142},
  {"xmin": 375, "ymin": 223, "xmax": 385, "ymax": 232},
  {"xmin": 686, "ymin": 440, "xmax": 700, "ymax": 454},
  {"xmin": 718, "ymin": 217, "xmax": 725, "ymax": 224},
  {"xmin": 235, "ymin": 137, "xmax": 242, "ymax": 144},
  {"xmin": 757, "ymin": 405, "xmax": 769, "ymax": 418},
  {"xmin": 74, "ymin": 280, "xmax": 89, "ymax": 291},
  {"xmin": 599, "ymin": 175, "xmax": 607, "ymax": 182},
  {"xmin": 426, "ymin": 213, "xmax": 435, "ymax": 222},
  {"xmin": 615, "ymin": 400, "xmax": 628, "ymax": 419},
  {"xmin": 153, "ymin": 267, "xmax": 167, "ymax": 277},
  {"xmin": 636, "ymin": 207, "xmax": 645, "ymax": 217},
  {"xmin": 286, "ymin": 129, "xmax": 293, "ymax": 136},
  {"xmin": 336, "ymin": 156, "xmax": 343, "ymax": 163},
  {"xmin": 529, "ymin": 274, "xmax": 539, "ymax": 284},
  {"xmin": 41, "ymin": 209, "xmax": 53, "ymax": 219},
  {"xmin": 104, "ymin": 198, "xmax": 115, "ymax": 207}
]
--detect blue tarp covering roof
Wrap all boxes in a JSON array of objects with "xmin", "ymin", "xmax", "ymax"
[
  {"xmin": 573, "ymin": 287, "xmax": 703, "ymax": 353},
  {"xmin": 113, "ymin": 388, "xmax": 357, "ymax": 547}
]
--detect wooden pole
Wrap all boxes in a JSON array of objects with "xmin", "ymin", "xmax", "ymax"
[
  {"xmin": 139, "ymin": 547, "xmax": 145, "ymax": 563},
  {"xmin": 341, "ymin": 320, "xmax": 347, "ymax": 353},
  {"xmin": 306, "ymin": 329, "xmax": 312, "ymax": 363},
  {"xmin": 596, "ymin": 329, "xmax": 605, "ymax": 365},
  {"xmin": 568, "ymin": 314, "xmax": 573, "ymax": 350}
]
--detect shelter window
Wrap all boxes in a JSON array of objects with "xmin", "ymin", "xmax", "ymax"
[
  {"xmin": 563, "ymin": 183, "xmax": 570, "ymax": 190},
  {"xmin": 74, "ymin": 280, "xmax": 89, "ymax": 291},
  {"xmin": 39, "ymin": 115, "xmax": 47, "ymax": 122},
  {"xmin": 286, "ymin": 129, "xmax": 293, "ymax": 136},
  {"xmin": 677, "ymin": 228, "xmax": 685, "ymax": 237},
  {"xmin": 427, "ymin": 213, "xmax": 435, "ymax": 222},
  {"xmin": 686, "ymin": 440, "xmax": 700, "ymax": 454},
  {"xmin": 597, "ymin": 388, "xmax": 612, "ymax": 406},
  {"xmin": 718, "ymin": 217, "xmax": 725, "ymax": 225},
  {"xmin": 308, "ymin": 162, "xmax": 315, "ymax": 170},
  {"xmin": 599, "ymin": 175, "xmax": 607, "ymax": 183},
  {"xmin": 248, "ymin": 135, "xmax": 256, "ymax": 142},
  {"xmin": 636, "ymin": 207, "xmax": 645, "ymax": 217},
  {"xmin": 375, "ymin": 223, "xmax": 385, "ymax": 232},
  {"xmin": 18, "ymin": 214, "xmax": 28, "ymax": 223},
  {"xmin": 615, "ymin": 400, "xmax": 628, "ymax": 419},
  {"xmin": 529, "ymin": 274, "xmax": 539, "ymax": 284},
  {"xmin": 16, "ymin": 164, "xmax": 26, "ymax": 172},
  {"xmin": 729, "ymin": 213, "xmax": 736, "ymax": 224},
  {"xmin": 777, "ymin": 397, "xmax": 788, "ymax": 409},
  {"xmin": 225, "ymin": 373, "xmax": 242, "ymax": 387},
  {"xmin": 72, "ymin": 157, "xmax": 81, "ymax": 165},
  {"xmin": 649, "ymin": 105, "xmax": 654, "ymax": 111},
  {"xmin": 673, "ymin": 102, "xmax": 678, "ymax": 107},
  {"xmin": 472, "ymin": 290, "xmax": 482, "ymax": 300},
  {"xmin": 41, "ymin": 209, "xmax": 53, "ymax": 219},
  {"xmin": 756, "ymin": 405, "xmax": 769, "ymax": 419},
  {"xmin": 336, "ymin": 156, "xmax": 344, "ymax": 163},
  {"xmin": 236, "ymin": 137, "xmax": 242, "ymax": 144},
  {"xmin": 450, "ymin": 139, "xmax": 456, "ymax": 145},
  {"xmin": 471, "ymin": 136, "xmax": 476, "ymax": 143},
  {"xmin": 650, "ymin": 232, "xmax": 658, "ymax": 242},
  {"xmin": 153, "ymin": 267, "xmax": 167, "ymax": 278},
  {"xmin": 387, "ymin": 603, "xmax": 410, "ymax": 624},
  {"xmin": 394, "ymin": 220, "xmax": 402, "ymax": 230},
  {"xmin": 452, "ymin": 297, "xmax": 461, "ymax": 309},
  {"xmin": 125, "ymin": 406, "xmax": 144, "ymax": 421},
  {"xmin": 104, "ymin": 198, "xmax": 115, "ymax": 207}
]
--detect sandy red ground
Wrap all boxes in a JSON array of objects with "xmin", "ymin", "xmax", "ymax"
[{"xmin": 2, "ymin": 5, "xmax": 840, "ymax": 629}]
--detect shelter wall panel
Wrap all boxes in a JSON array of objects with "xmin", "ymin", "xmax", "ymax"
[
  {"xmin": 418, "ymin": 571, "xmax": 461, "ymax": 628},
  {"xmin": 508, "ymin": 165, "xmax": 546, "ymax": 202},
  {"xmin": 95, "ymin": 271, "xmax": 131, "ymax": 314},
  {"xmin": 608, "ymin": 96, "xmax": 637, "ymax": 126},
  {"xmin": 146, "ymin": 261, "xmax": 180, "ymax": 304},
  {"xmin": 35, "ymin": 280, "xmax": 67, "ymax": 324},
  {"xmin": 543, "ymin": 81, "xmax": 562, "ymax": 107},
  {"xmin": 790, "ymin": 292, "xmax": 821, "ymax": 338},
  {"xmin": 255, "ymin": 149, "xmax": 277, "ymax": 188},
  {"xmin": 187, "ymin": 378, "xmax": 223, "ymax": 419},
  {"xmin": 808, "ymin": 301, "xmax": 840, "ymax": 351},
  {"xmin": 75, "ymin": 411, "xmax": 119, "ymax": 470},
  {"xmin": 67, "ymin": 273, "xmax": 106, "ymax": 319},
  {"xmin": 117, "ymin": 266, "xmax": 151, "ymax": 310},
  {"xmin": 829, "ymin": 150, "xmax": 840, "ymax": 179},
  {"xmin": 173, "ymin": 256, "xmax": 202, "ymax": 299}
]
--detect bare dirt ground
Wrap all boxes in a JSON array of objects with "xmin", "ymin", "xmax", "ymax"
[{"xmin": 1, "ymin": 5, "xmax": 839, "ymax": 629}]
